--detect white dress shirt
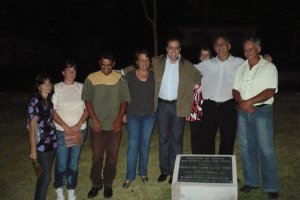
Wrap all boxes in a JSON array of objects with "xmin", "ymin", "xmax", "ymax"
[
  {"xmin": 159, "ymin": 55, "xmax": 180, "ymax": 100},
  {"xmin": 233, "ymin": 56, "xmax": 278, "ymax": 105},
  {"xmin": 195, "ymin": 55, "xmax": 244, "ymax": 102}
]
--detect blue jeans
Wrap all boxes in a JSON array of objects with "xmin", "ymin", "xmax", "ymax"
[
  {"xmin": 54, "ymin": 129, "xmax": 87, "ymax": 189},
  {"xmin": 125, "ymin": 113, "xmax": 156, "ymax": 181},
  {"xmin": 237, "ymin": 105, "xmax": 279, "ymax": 192},
  {"xmin": 156, "ymin": 102, "xmax": 185, "ymax": 175},
  {"xmin": 35, "ymin": 150, "xmax": 55, "ymax": 200}
]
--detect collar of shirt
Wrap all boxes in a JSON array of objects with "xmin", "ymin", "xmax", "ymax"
[
  {"xmin": 243, "ymin": 56, "xmax": 264, "ymax": 73},
  {"xmin": 158, "ymin": 55, "xmax": 181, "ymax": 100},
  {"xmin": 214, "ymin": 54, "xmax": 232, "ymax": 63},
  {"xmin": 88, "ymin": 71, "xmax": 122, "ymax": 86},
  {"xmin": 235, "ymin": 55, "xmax": 277, "ymax": 105},
  {"xmin": 166, "ymin": 54, "xmax": 181, "ymax": 64}
]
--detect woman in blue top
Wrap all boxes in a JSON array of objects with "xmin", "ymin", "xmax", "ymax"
[{"xmin": 27, "ymin": 73, "xmax": 57, "ymax": 200}]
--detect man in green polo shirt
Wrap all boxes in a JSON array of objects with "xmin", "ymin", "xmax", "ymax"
[{"xmin": 82, "ymin": 53, "xmax": 130, "ymax": 199}]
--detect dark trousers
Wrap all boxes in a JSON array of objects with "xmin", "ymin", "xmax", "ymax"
[
  {"xmin": 200, "ymin": 100, "xmax": 237, "ymax": 155},
  {"xmin": 90, "ymin": 128, "xmax": 121, "ymax": 187},
  {"xmin": 35, "ymin": 150, "xmax": 55, "ymax": 200},
  {"xmin": 189, "ymin": 120, "xmax": 205, "ymax": 154},
  {"xmin": 156, "ymin": 102, "xmax": 185, "ymax": 176}
]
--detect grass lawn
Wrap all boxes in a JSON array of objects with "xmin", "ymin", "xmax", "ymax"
[{"xmin": 0, "ymin": 92, "xmax": 299, "ymax": 200}]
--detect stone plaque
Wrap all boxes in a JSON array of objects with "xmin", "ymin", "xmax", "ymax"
[
  {"xmin": 172, "ymin": 155, "xmax": 238, "ymax": 200},
  {"xmin": 177, "ymin": 156, "xmax": 232, "ymax": 183}
]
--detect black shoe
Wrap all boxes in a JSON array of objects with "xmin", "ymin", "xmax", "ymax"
[
  {"xmin": 157, "ymin": 174, "xmax": 168, "ymax": 182},
  {"xmin": 141, "ymin": 176, "xmax": 149, "ymax": 183},
  {"xmin": 88, "ymin": 186, "xmax": 103, "ymax": 199},
  {"xmin": 122, "ymin": 180, "xmax": 131, "ymax": 189},
  {"xmin": 267, "ymin": 192, "xmax": 279, "ymax": 199},
  {"xmin": 239, "ymin": 185, "xmax": 260, "ymax": 193},
  {"xmin": 168, "ymin": 176, "xmax": 173, "ymax": 184},
  {"xmin": 104, "ymin": 186, "xmax": 113, "ymax": 198}
]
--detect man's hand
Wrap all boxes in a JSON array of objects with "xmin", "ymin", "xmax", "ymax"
[
  {"xmin": 92, "ymin": 119, "xmax": 102, "ymax": 133},
  {"xmin": 239, "ymin": 100, "xmax": 255, "ymax": 113},
  {"xmin": 112, "ymin": 118, "xmax": 122, "ymax": 134}
]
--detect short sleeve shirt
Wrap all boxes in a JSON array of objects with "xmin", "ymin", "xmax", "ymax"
[
  {"xmin": 82, "ymin": 71, "xmax": 130, "ymax": 130},
  {"xmin": 27, "ymin": 97, "xmax": 57, "ymax": 152},
  {"xmin": 196, "ymin": 55, "xmax": 244, "ymax": 102},
  {"xmin": 52, "ymin": 82, "xmax": 87, "ymax": 131},
  {"xmin": 125, "ymin": 70, "xmax": 155, "ymax": 116},
  {"xmin": 233, "ymin": 57, "xmax": 278, "ymax": 105}
]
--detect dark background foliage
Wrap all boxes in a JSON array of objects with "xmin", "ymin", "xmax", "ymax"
[{"xmin": 1, "ymin": 0, "xmax": 299, "ymax": 91}]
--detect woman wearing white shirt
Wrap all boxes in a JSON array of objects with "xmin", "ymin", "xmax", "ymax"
[{"xmin": 52, "ymin": 60, "xmax": 88, "ymax": 200}]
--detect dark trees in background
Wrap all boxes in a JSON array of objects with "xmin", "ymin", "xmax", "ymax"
[{"xmin": 141, "ymin": 0, "xmax": 158, "ymax": 56}]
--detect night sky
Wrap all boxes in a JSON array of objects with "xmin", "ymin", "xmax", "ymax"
[{"xmin": 1, "ymin": 0, "xmax": 299, "ymax": 91}]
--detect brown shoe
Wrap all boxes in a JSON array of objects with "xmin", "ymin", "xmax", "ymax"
[
  {"xmin": 104, "ymin": 186, "xmax": 113, "ymax": 198},
  {"xmin": 88, "ymin": 186, "xmax": 103, "ymax": 199}
]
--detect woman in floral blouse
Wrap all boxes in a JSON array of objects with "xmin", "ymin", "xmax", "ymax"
[{"xmin": 27, "ymin": 73, "xmax": 57, "ymax": 200}]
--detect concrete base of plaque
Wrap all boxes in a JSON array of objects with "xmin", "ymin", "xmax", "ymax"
[{"xmin": 171, "ymin": 155, "xmax": 237, "ymax": 200}]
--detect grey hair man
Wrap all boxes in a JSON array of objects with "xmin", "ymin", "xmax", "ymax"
[
  {"xmin": 195, "ymin": 35, "xmax": 244, "ymax": 155},
  {"xmin": 232, "ymin": 37, "xmax": 279, "ymax": 199}
]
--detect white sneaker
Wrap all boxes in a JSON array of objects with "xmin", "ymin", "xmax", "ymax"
[
  {"xmin": 55, "ymin": 187, "xmax": 65, "ymax": 200},
  {"xmin": 67, "ymin": 189, "xmax": 76, "ymax": 200}
]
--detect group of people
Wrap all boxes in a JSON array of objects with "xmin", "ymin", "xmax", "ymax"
[
  {"xmin": 27, "ymin": 35, "xmax": 279, "ymax": 200},
  {"xmin": 27, "ymin": 61, "xmax": 88, "ymax": 200}
]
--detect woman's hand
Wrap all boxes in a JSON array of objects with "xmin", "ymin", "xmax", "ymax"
[
  {"xmin": 72, "ymin": 123, "xmax": 82, "ymax": 132},
  {"xmin": 62, "ymin": 125, "xmax": 73, "ymax": 135},
  {"xmin": 29, "ymin": 149, "xmax": 37, "ymax": 160}
]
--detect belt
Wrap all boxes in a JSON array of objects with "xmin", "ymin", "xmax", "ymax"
[
  {"xmin": 158, "ymin": 97, "xmax": 177, "ymax": 104},
  {"xmin": 252, "ymin": 104, "xmax": 269, "ymax": 108},
  {"xmin": 206, "ymin": 99, "xmax": 234, "ymax": 106}
]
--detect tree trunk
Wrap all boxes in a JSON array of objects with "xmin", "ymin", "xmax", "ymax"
[
  {"xmin": 153, "ymin": 19, "xmax": 158, "ymax": 56},
  {"xmin": 141, "ymin": 0, "xmax": 158, "ymax": 56}
]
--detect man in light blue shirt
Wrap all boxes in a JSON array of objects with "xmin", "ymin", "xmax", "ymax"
[
  {"xmin": 158, "ymin": 55, "xmax": 180, "ymax": 101},
  {"xmin": 153, "ymin": 37, "xmax": 201, "ymax": 184}
]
